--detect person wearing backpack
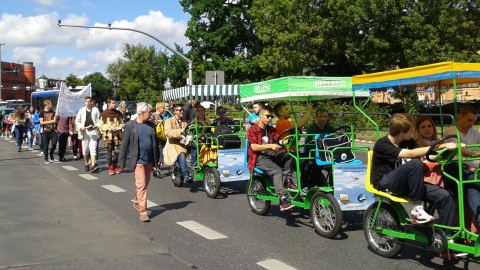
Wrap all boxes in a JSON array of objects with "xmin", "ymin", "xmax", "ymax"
[
  {"xmin": 154, "ymin": 102, "xmax": 173, "ymax": 168},
  {"xmin": 99, "ymin": 97, "xmax": 125, "ymax": 175}
]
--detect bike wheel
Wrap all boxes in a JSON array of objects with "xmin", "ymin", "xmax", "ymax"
[
  {"xmin": 171, "ymin": 166, "xmax": 183, "ymax": 187},
  {"xmin": 203, "ymin": 167, "xmax": 221, "ymax": 198},
  {"xmin": 310, "ymin": 192, "xmax": 343, "ymax": 238},
  {"xmin": 247, "ymin": 176, "xmax": 271, "ymax": 215},
  {"xmin": 363, "ymin": 203, "xmax": 404, "ymax": 258}
]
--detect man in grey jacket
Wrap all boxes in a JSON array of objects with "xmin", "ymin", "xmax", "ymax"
[{"xmin": 118, "ymin": 102, "xmax": 161, "ymax": 222}]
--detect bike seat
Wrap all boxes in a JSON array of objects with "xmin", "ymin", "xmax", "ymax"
[{"xmin": 365, "ymin": 151, "xmax": 411, "ymax": 203}]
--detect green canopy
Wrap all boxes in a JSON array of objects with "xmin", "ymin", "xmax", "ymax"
[{"xmin": 240, "ymin": 76, "xmax": 368, "ymax": 103}]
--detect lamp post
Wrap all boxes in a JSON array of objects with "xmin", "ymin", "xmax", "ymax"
[
  {"xmin": 0, "ymin": 43, "xmax": 5, "ymax": 101},
  {"xmin": 57, "ymin": 21, "xmax": 193, "ymax": 86}
]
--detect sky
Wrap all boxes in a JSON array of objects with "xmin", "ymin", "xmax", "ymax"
[{"xmin": 0, "ymin": 0, "xmax": 190, "ymax": 80}]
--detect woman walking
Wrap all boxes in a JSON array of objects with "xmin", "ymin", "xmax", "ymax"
[{"xmin": 12, "ymin": 107, "xmax": 27, "ymax": 152}]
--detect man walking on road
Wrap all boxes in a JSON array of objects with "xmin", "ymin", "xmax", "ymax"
[
  {"xmin": 75, "ymin": 96, "xmax": 101, "ymax": 173},
  {"xmin": 119, "ymin": 102, "xmax": 161, "ymax": 222},
  {"xmin": 99, "ymin": 97, "xmax": 125, "ymax": 175}
]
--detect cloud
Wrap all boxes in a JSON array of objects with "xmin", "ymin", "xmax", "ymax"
[
  {"xmin": 34, "ymin": 0, "xmax": 62, "ymax": 7},
  {"xmin": 75, "ymin": 11, "xmax": 189, "ymax": 52},
  {"xmin": 2, "ymin": 10, "xmax": 188, "ymax": 79}
]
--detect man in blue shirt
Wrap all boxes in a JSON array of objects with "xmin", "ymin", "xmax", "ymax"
[
  {"xmin": 119, "ymin": 102, "xmax": 161, "ymax": 222},
  {"xmin": 248, "ymin": 101, "xmax": 264, "ymax": 125}
]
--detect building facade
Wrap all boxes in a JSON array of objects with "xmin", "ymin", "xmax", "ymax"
[{"xmin": 0, "ymin": 61, "xmax": 36, "ymax": 102}]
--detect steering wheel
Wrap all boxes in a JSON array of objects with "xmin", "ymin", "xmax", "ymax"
[
  {"xmin": 333, "ymin": 125, "xmax": 351, "ymax": 133},
  {"xmin": 425, "ymin": 134, "xmax": 458, "ymax": 163},
  {"xmin": 277, "ymin": 127, "xmax": 302, "ymax": 147},
  {"xmin": 186, "ymin": 123, "xmax": 196, "ymax": 135}
]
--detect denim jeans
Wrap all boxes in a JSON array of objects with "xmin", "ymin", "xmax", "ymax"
[
  {"xmin": 190, "ymin": 141, "xmax": 197, "ymax": 165},
  {"xmin": 43, "ymin": 131, "xmax": 58, "ymax": 160},
  {"xmin": 36, "ymin": 131, "xmax": 44, "ymax": 151},
  {"xmin": 443, "ymin": 162, "xmax": 480, "ymax": 224},
  {"xmin": 26, "ymin": 128, "xmax": 34, "ymax": 149},
  {"xmin": 177, "ymin": 152, "xmax": 190, "ymax": 179},
  {"xmin": 14, "ymin": 125, "xmax": 25, "ymax": 147},
  {"xmin": 425, "ymin": 183, "xmax": 455, "ymax": 226},
  {"xmin": 379, "ymin": 159, "xmax": 425, "ymax": 206}
]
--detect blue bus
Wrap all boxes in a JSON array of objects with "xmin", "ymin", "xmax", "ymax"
[{"xmin": 31, "ymin": 90, "xmax": 60, "ymax": 110}]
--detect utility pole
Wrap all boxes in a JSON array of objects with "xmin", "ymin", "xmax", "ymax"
[{"xmin": 0, "ymin": 43, "xmax": 5, "ymax": 101}]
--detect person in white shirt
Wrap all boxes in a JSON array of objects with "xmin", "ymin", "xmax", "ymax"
[
  {"xmin": 444, "ymin": 106, "xmax": 480, "ymax": 226},
  {"xmin": 75, "ymin": 96, "xmax": 101, "ymax": 173}
]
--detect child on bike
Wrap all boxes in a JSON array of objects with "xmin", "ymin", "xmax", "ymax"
[{"xmin": 372, "ymin": 114, "xmax": 458, "ymax": 224}]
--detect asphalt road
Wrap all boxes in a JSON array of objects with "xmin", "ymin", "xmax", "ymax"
[{"xmin": 0, "ymin": 137, "xmax": 479, "ymax": 270}]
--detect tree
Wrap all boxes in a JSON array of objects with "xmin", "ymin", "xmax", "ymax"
[
  {"xmin": 82, "ymin": 72, "xmax": 113, "ymax": 101},
  {"xmin": 65, "ymin": 73, "xmax": 83, "ymax": 88},
  {"xmin": 165, "ymin": 44, "xmax": 189, "ymax": 88},
  {"xmin": 106, "ymin": 43, "xmax": 169, "ymax": 104},
  {"xmin": 180, "ymin": 0, "xmax": 267, "ymax": 84}
]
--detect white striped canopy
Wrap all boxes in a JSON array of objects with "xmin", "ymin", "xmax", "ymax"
[{"xmin": 163, "ymin": 85, "xmax": 240, "ymax": 102}]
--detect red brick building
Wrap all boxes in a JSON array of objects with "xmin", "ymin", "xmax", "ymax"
[{"xmin": 0, "ymin": 61, "xmax": 36, "ymax": 102}]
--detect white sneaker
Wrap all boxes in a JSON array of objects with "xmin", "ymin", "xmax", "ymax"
[
  {"xmin": 411, "ymin": 205, "xmax": 434, "ymax": 224},
  {"xmin": 28, "ymin": 148, "xmax": 33, "ymax": 151}
]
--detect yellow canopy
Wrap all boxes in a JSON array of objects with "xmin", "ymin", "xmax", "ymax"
[{"xmin": 352, "ymin": 62, "xmax": 480, "ymax": 90}]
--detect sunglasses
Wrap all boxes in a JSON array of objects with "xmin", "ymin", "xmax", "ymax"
[
  {"xmin": 262, "ymin": 114, "xmax": 274, "ymax": 119},
  {"xmin": 218, "ymin": 109, "xmax": 227, "ymax": 114}
]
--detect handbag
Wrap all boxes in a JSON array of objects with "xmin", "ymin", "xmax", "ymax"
[{"xmin": 316, "ymin": 133, "xmax": 355, "ymax": 164}]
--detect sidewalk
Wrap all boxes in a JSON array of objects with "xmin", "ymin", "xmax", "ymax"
[{"xmin": 0, "ymin": 138, "xmax": 189, "ymax": 269}]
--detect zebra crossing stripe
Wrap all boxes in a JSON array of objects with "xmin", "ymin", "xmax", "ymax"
[
  {"xmin": 177, "ymin": 221, "xmax": 227, "ymax": 240},
  {"xmin": 102, "ymin": 185, "xmax": 126, "ymax": 193},
  {"xmin": 62, "ymin": 165, "xmax": 78, "ymax": 171},
  {"xmin": 257, "ymin": 259, "xmax": 297, "ymax": 270},
  {"xmin": 79, "ymin": 174, "xmax": 98, "ymax": 180}
]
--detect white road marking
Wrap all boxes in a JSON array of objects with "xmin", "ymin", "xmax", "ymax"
[
  {"xmin": 37, "ymin": 154, "xmax": 43, "ymax": 156},
  {"xmin": 31, "ymin": 150, "xmax": 38, "ymax": 152},
  {"xmin": 102, "ymin": 185, "xmax": 126, "ymax": 193},
  {"xmin": 129, "ymin": 199, "xmax": 163, "ymax": 209},
  {"xmin": 257, "ymin": 259, "xmax": 297, "ymax": 270},
  {"xmin": 79, "ymin": 174, "xmax": 98, "ymax": 180},
  {"xmin": 62, "ymin": 165, "xmax": 78, "ymax": 171},
  {"xmin": 9, "ymin": 140, "xmax": 15, "ymax": 143},
  {"xmin": 147, "ymin": 200, "xmax": 158, "ymax": 207},
  {"xmin": 177, "ymin": 221, "xmax": 227, "ymax": 240}
]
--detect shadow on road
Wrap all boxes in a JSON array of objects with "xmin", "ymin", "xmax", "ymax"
[{"xmin": 149, "ymin": 201, "xmax": 194, "ymax": 219}]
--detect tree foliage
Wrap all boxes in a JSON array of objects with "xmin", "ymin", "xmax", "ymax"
[
  {"xmin": 180, "ymin": 0, "xmax": 267, "ymax": 84},
  {"xmin": 66, "ymin": 1, "xmax": 480, "ymax": 108},
  {"xmin": 82, "ymin": 72, "xmax": 113, "ymax": 101},
  {"xmin": 65, "ymin": 73, "xmax": 83, "ymax": 88},
  {"xmin": 106, "ymin": 43, "xmax": 169, "ymax": 105}
]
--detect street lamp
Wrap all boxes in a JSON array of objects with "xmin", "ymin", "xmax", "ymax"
[{"xmin": 57, "ymin": 20, "xmax": 193, "ymax": 86}]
